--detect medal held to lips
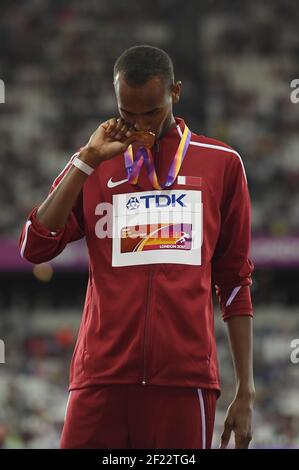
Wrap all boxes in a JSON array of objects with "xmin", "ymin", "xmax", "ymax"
[
  {"xmin": 124, "ymin": 124, "xmax": 191, "ymax": 190},
  {"xmin": 131, "ymin": 131, "xmax": 156, "ymax": 149}
]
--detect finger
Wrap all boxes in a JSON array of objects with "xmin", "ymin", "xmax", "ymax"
[
  {"xmin": 125, "ymin": 129, "xmax": 134, "ymax": 138},
  {"xmin": 114, "ymin": 117, "xmax": 126, "ymax": 132},
  {"xmin": 115, "ymin": 121, "xmax": 131, "ymax": 140},
  {"xmin": 235, "ymin": 433, "xmax": 252, "ymax": 449},
  {"xmin": 220, "ymin": 424, "xmax": 233, "ymax": 449},
  {"xmin": 125, "ymin": 125, "xmax": 136, "ymax": 138},
  {"xmin": 108, "ymin": 119, "xmax": 128, "ymax": 140},
  {"xmin": 123, "ymin": 134, "xmax": 144, "ymax": 149},
  {"xmin": 100, "ymin": 121, "xmax": 110, "ymax": 130},
  {"xmin": 106, "ymin": 118, "xmax": 118, "ymax": 135},
  {"xmin": 112, "ymin": 117, "xmax": 129, "ymax": 134}
]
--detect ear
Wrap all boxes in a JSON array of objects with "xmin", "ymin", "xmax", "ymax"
[{"xmin": 171, "ymin": 81, "xmax": 182, "ymax": 104}]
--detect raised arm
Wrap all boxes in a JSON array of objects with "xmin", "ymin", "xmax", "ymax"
[
  {"xmin": 19, "ymin": 118, "xmax": 137, "ymax": 263},
  {"xmin": 36, "ymin": 118, "xmax": 136, "ymax": 230}
]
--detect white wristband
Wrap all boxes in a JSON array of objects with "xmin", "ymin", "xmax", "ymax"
[{"xmin": 72, "ymin": 156, "xmax": 94, "ymax": 176}]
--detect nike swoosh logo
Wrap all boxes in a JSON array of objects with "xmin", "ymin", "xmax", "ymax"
[{"xmin": 107, "ymin": 177, "xmax": 128, "ymax": 188}]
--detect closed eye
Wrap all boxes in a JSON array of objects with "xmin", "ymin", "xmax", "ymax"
[
  {"xmin": 120, "ymin": 108, "xmax": 159, "ymax": 117},
  {"xmin": 144, "ymin": 109, "xmax": 159, "ymax": 116},
  {"xmin": 121, "ymin": 109, "xmax": 134, "ymax": 117}
]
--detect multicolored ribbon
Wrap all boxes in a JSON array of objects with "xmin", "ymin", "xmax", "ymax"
[{"xmin": 124, "ymin": 124, "xmax": 191, "ymax": 190}]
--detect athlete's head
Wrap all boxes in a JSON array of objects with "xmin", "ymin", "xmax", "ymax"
[{"xmin": 113, "ymin": 45, "xmax": 181, "ymax": 138}]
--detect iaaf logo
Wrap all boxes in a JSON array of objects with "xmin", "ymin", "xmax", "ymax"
[{"xmin": 126, "ymin": 193, "xmax": 187, "ymax": 211}]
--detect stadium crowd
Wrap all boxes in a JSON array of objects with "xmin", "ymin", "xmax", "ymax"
[
  {"xmin": 1, "ymin": 301, "xmax": 299, "ymax": 448},
  {"xmin": 0, "ymin": 0, "xmax": 298, "ymax": 237},
  {"xmin": 0, "ymin": 0, "xmax": 299, "ymax": 449}
]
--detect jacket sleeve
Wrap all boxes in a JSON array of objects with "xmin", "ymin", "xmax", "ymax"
[
  {"xmin": 212, "ymin": 152, "xmax": 254, "ymax": 321},
  {"xmin": 19, "ymin": 152, "xmax": 85, "ymax": 264}
]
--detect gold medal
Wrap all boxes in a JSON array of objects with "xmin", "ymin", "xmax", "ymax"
[
  {"xmin": 131, "ymin": 131, "xmax": 156, "ymax": 149},
  {"xmin": 124, "ymin": 125, "xmax": 191, "ymax": 189}
]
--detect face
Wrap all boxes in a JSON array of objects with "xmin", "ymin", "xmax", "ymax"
[{"xmin": 114, "ymin": 73, "xmax": 181, "ymax": 138}]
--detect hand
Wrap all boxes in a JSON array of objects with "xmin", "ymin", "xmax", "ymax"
[
  {"xmin": 79, "ymin": 117, "xmax": 137, "ymax": 167},
  {"xmin": 220, "ymin": 395, "xmax": 254, "ymax": 449}
]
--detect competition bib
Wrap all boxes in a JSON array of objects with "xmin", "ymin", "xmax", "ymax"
[{"xmin": 112, "ymin": 190, "xmax": 202, "ymax": 267}]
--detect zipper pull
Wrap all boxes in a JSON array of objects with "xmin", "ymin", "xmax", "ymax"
[{"xmin": 152, "ymin": 140, "xmax": 160, "ymax": 168}]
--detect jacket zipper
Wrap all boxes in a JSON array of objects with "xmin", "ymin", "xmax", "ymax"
[
  {"xmin": 142, "ymin": 141, "xmax": 159, "ymax": 385},
  {"xmin": 142, "ymin": 264, "xmax": 154, "ymax": 385},
  {"xmin": 154, "ymin": 140, "xmax": 160, "ymax": 177}
]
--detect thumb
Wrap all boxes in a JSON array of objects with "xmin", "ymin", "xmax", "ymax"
[{"xmin": 220, "ymin": 422, "xmax": 232, "ymax": 449}]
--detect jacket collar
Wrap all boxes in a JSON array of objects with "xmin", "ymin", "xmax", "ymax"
[{"xmin": 158, "ymin": 116, "xmax": 186, "ymax": 143}]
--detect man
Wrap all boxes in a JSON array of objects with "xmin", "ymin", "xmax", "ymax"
[{"xmin": 19, "ymin": 45, "xmax": 255, "ymax": 449}]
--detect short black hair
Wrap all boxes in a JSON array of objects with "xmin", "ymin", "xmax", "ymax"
[{"xmin": 113, "ymin": 45, "xmax": 174, "ymax": 88}]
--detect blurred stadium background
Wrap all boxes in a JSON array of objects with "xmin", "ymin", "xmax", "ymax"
[{"xmin": 1, "ymin": 0, "xmax": 299, "ymax": 448}]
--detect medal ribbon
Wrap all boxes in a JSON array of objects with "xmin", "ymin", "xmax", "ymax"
[{"xmin": 124, "ymin": 124, "xmax": 191, "ymax": 190}]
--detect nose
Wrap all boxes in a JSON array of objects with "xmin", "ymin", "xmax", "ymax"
[{"xmin": 134, "ymin": 116, "xmax": 152, "ymax": 132}]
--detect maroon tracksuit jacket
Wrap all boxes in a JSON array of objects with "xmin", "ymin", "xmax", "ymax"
[{"xmin": 19, "ymin": 117, "xmax": 254, "ymax": 397}]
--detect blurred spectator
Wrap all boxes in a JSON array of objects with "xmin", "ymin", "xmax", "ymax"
[{"xmin": 1, "ymin": 302, "xmax": 299, "ymax": 448}]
